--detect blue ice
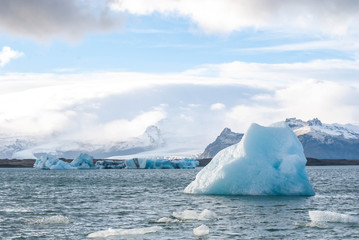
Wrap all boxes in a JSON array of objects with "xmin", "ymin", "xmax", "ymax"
[
  {"xmin": 34, "ymin": 153, "xmax": 94, "ymax": 170},
  {"xmin": 184, "ymin": 122, "xmax": 315, "ymax": 195}
]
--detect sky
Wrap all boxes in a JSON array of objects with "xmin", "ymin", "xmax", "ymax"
[{"xmin": 1, "ymin": 0, "xmax": 359, "ymax": 154}]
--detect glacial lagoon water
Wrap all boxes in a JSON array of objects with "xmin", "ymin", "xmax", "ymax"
[{"xmin": 1, "ymin": 166, "xmax": 358, "ymax": 239}]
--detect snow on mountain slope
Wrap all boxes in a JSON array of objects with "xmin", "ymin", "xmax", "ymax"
[
  {"xmin": 1, "ymin": 125, "xmax": 164, "ymax": 159},
  {"xmin": 286, "ymin": 118, "xmax": 359, "ymax": 140}
]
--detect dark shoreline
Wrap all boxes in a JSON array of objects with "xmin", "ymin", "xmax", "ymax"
[{"xmin": 1, "ymin": 158, "xmax": 359, "ymax": 168}]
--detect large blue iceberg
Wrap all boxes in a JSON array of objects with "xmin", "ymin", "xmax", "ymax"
[
  {"xmin": 34, "ymin": 153, "xmax": 94, "ymax": 170},
  {"xmin": 184, "ymin": 122, "xmax": 315, "ymax": 196}
]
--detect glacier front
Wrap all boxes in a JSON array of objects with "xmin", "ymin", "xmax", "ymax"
[{"xmin": 184, "ymin": 122, "xmax": 315, "ymax": 196}]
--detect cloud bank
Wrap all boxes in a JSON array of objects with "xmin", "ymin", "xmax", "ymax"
[
  {"xmin": 0, "ymin": 0, "xmax": 121, "ymax": 41},
  {"xmin": 111, "ymin": 0, "xmax": 359, "ymax": 35},
  {"xmin": 1, "ymin": 58, "xmax": 359, "ymax": 150}
]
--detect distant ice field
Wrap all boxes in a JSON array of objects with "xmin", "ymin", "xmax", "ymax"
[{"xmin": 0, "ymin": 166, "xmax": 358, "ymax": 239}]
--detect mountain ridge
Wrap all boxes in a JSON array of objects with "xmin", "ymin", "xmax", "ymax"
[{"xmin": 200, "ymin": 118, "xmax": 359, "ymax": 160}]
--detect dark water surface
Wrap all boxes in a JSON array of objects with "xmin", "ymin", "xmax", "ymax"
[{"xmin": 0, "ymin": 166, "xmax": 358, "ymax": 239}]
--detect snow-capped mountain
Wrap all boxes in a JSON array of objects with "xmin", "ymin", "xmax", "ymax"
[
  {"xmin": 0, "ymin": 138, "xmax": 36, "ymax": 159},
  {"xmin": 200, "ymin": 118, "xmax": 359, "ymax": 160},
  {"xmin": 1, "ymin": 125, "xmax": 164, "ymax": 159},
  {"xmin": 286, "ymin": 118, "xmax": 359, "ymax": 159},
  {"xmin": 199, "ymin": 128, "xmax": 243, "ymax": 159}
]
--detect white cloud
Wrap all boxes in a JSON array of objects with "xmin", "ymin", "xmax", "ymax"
[
  {"xmin": 1, "ymin": 58, "xmax": 359, "ymax": 148},
  {"xmin": 0, "ymin": 46, "xmax": 23, "ymax": 67},
  {"xmin": 110, "ymin": 0, "xmax": 359, "ymax": 35},
  {"xmin": 210, "ymin": 103, "xmax": 226, "ymax": 111},
  {"xmin": 73, "ymin": 108, "xmax": 167, "ymax": 144},
  {"xmin": 0, "ymin": 0, "xmax": 122, "ymax": 41},
  {"xmin": 226, "ymin": 79, "xmax": 359, "ymax": 133}
]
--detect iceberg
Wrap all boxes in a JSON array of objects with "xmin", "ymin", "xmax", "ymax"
[
  {"xmin": 70, "ymin": 153, "xmax": 94, "ymax": 169},
  {"xmin": 193, "ymin": 224, "xmax": 210, "ymax": 237},
  {"xmin": 33, "ymin": 155, "xmax": 68, "ymax": 170},
  {"xmin": 184, "ymin": 122, "xmax": 315, "ymax": 195},
  {"xmin": 124, "ymin": 158, "xmax": 198, "ymax": 169},
  {"xmin": 87, "ymin": 226, "xmax": 162, "ymax": 238},
  {"xmin": 309, "ymin": 211, "xmax": 359, "ymax": 224},
  {"xmin": 34, "ymin": 153, "xmax": 94, "ymax": 170},
  {"xmin": 96, "ymin": 160, "xmax": 126, "ymax": 169},
  {"xmin": 172, "ymin": 209, "xmax": 217, "ymax": 221},
  {"xmin": 34, "ymin": 154, "xmax": 198, "ymax": 170},
  {"xmin": 29, "ymin": 215, "xmax": 70, "ymax": 225}
]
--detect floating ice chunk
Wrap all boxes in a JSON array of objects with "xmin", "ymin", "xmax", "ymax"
[
  {"xmin": 70, "ymin": 153, "xmax": 94, "ymax": 169},
  {"xmin": 156, "ymin": 217, "xmax": 179, "ymax": 223},
  {"xmin": 184, "ymin": 122, "xmax": 315, "ymax": 196},
  {"xmin": 193, "ymin": 224, "xmax": 209, "ymax": 237},
  {"xmin": 172, "ymin": 210, "xmax": 199, "ymax": 220},
  {"xmin": 309, "ymin": 211, "xmax": 359, "ymax": 224},
  {"xmin": 29, "ymin": 215, "xmax": 70, "ymax": 225},
  {"xmin": 87, "ymin": 226, "xmax": 162, "ymax": 238},
  {"xmin": 172, "ymin": 209, "xmax": 217, "ymax": 221},
  {"xmin": 198, "ymin": 209, "xmax": 218, "ymax": 220}
]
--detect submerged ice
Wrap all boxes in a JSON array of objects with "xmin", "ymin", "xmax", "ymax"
[{"xmin": 184, "ymin": 122, "xmax": 315, "ymax": 195}]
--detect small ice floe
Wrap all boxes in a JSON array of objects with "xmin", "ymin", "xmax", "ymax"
[
  {"xmin": 156, "ymin": 217, "xmax": 179, "ymax": 223},
  {"xmin": 2, "ymin": 207, "xmax": 30, "ymax": 213},
  {"xmin": 193, "ymin": 224, "xmax": 209, "ymax": 237},
  {"xmin": 309, "ymin": 211, "xmax": 359, "ymax": 224},
  {"xmin": 172, "ymin": 209, "xmax": 217, "ymax": 221},
  {"xmin": 29, "ymin": 215, "xmax": 70, "ymax": 225},
  {"xmin": 87, "ymin": 226, "xmax": 162, "ymax": 238},
  {"xmin": 198, "ymin": 209, "xmax": 218, "ymax": 220}
]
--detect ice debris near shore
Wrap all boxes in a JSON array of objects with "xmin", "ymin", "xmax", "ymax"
[
  {"xmin": 309, "ymin": 211, "xmax": 359, "ymax": 224},
  {"xmin": 87, "ymin": 226, "xmax": 162, "ymax": 238},
  {"xmin": 193, "ymin": 224, "xmax": 210, "ymax": 237},
  {"xmin": 184, "ymin": 122, "xmax": 315, "ymax": 195},
  {"xmin": 34, "ymin": 154, "xmax": 198, "ymax": 170},
  {"xmin": 34, "ymin": 153, "xmax": 94, "ymax": 170},
  {"xmin": 172, "ymin": 209, "xmax": 218, "ymax": 221}
]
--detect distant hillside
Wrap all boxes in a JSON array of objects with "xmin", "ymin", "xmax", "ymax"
[
  {"xmin": 200, "ymin": 118, "xmax": 359, "ymax": 160},
  {"xmin": 199, "ymin": 128, "xmax": 243, "ymax": 159}
]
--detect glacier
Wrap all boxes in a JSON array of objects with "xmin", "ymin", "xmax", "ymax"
[{"xmin": 184, "ymin": 122, "xmax": 315, "ymax": 196}]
